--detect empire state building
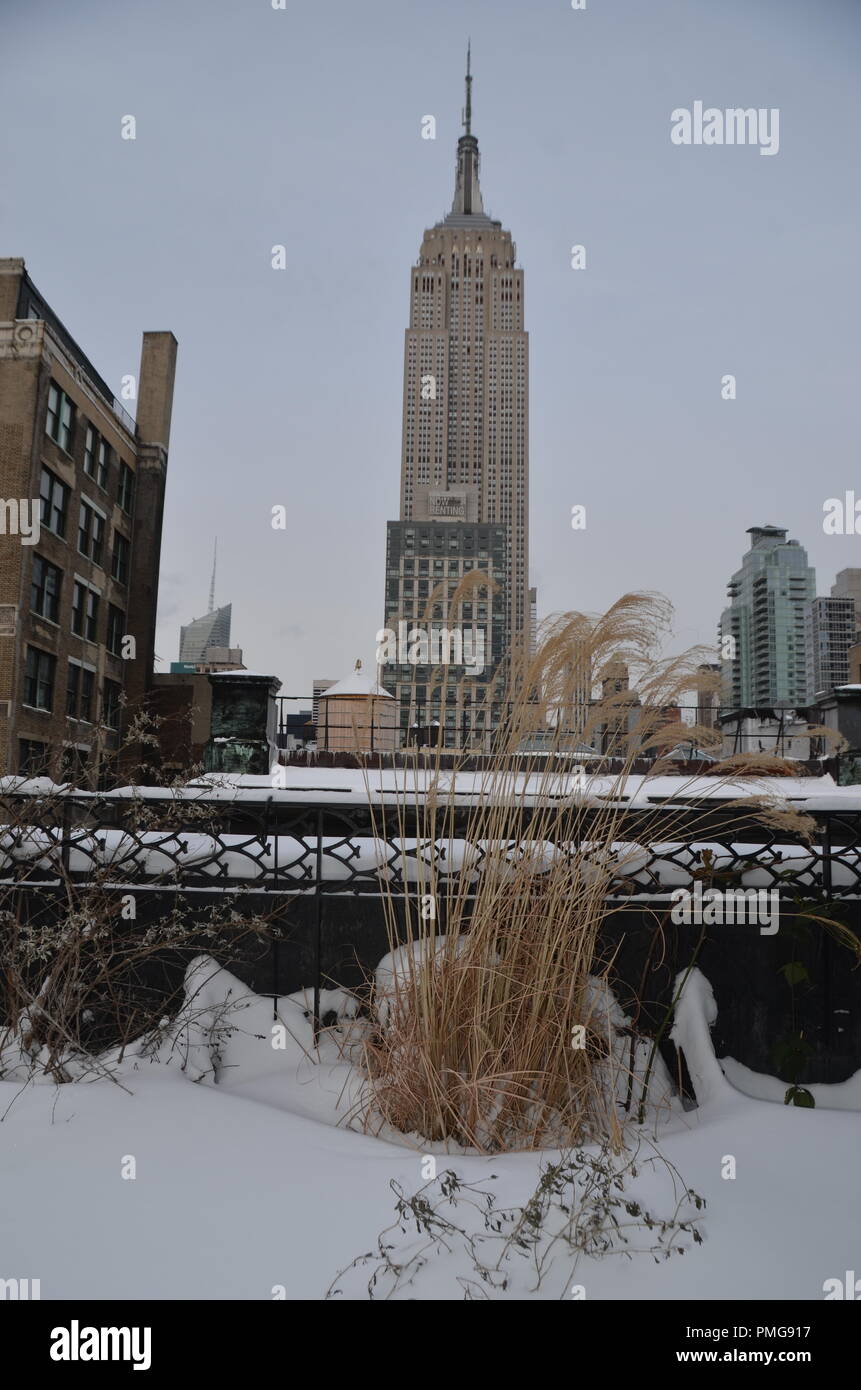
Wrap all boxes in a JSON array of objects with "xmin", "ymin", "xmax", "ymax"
[{"xmin": 381, "ymin": 52, "xmax": 531, "ymax": 749}]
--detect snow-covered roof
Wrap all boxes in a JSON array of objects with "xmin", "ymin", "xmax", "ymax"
[
  {"xmin": 320, "ymin": 672, "xmax": 394, "ymax": 700},
  {"xmin": 4, "ymin": 767, "xmax": 860, "ymax": 812},
  {"xmin": 0, "ymin": 776, "xmax": 78, "ymax": 796},
  {"xmin": 210, "ymin": 671, "xmax": 277, "ymax": 680},
  {"xmin": 84, "ymin": 767, "xmax": 861, "ymax": 813}
]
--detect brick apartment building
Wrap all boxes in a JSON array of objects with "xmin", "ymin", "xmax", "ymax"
[{"xmin": 0, "ymin": 258, "xmax": 176, "ymax": 783}]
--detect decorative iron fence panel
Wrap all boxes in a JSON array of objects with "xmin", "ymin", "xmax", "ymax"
[{"xmin": 1, "ymin": 789, "xmax": 860, "ymax": 1084}]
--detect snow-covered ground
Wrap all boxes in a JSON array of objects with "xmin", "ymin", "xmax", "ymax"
[{"xmin": 1, "ymin": 959, "xmax": 857, "ymax": 1301}]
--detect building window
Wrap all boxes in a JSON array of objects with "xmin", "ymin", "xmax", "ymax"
[
  {"xmin": 103, "ymin": 679, "xmax": 122, "ymax": 730},
  {"xmin": 118, "ymin": 462, "xmax": 135, "ymax": 514},
  {"xmin": 107, "ymin": 604, "xmax": 125, "ymax": 657},
  {"xmin": 68, "ymin": 664, "xmax": 97, "ymax": 724},
  {"xmin": 78, "ymin": 501, "xmax": 105, "ymax": 566},
  {"xmin": 23, "ymin": 645, "xmax": 56, "ymax": 711},
  {"xmin": 30, "ymin": 555, "xmax": 62, "ymax": 623},
  {"xmin": 112, "ymin": 532, "xmax": 130, "ymax": 585},
  {"xmin": 97, "ymin": 438, "xmax": 112, "ymax": 490},
  {"xmin": 19, "ymin": 739, "xmax": 48, "ymax": 776},
  {"xmin": 60, "ymin": 746, "xmax": 88, "ymax": 783},
  {"xmin": 80, "ymin": 668, "xmax": 94, "ymax": 723},
  {"xmin": 71, "ymin": 583, "xmax": 83, "ymax": 636},
  {"xmin": 39, "ymin": 466, "xmax": 69, "ymax": 538},
  {"xmin": 84, "ymin": 426, "xmax": 111, "ymax": 489},
  {"xmin": 46, "ymin": 382, "xmax": 75, "ymax": 452},
  {"xmin": 72, "ymin": 582, "xmax": 99, "ymax": 641},
  {"xmin": 66, "ymin": 661, "xmax": 80, "ymax": 717}
]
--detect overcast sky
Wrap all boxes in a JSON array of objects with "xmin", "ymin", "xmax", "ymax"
[{"xmin": 3, "ymin": 0, "xmax": 860, "ymax": 703}]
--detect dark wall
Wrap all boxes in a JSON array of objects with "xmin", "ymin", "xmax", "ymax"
[{"xmin": 93, "ymin": 888, "xmax": 861, "ymax": 1089}]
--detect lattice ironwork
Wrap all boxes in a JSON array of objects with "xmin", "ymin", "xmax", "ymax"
[{"xmin": 0, "ymin": 791, "xmax": 858, "ymax": 901}]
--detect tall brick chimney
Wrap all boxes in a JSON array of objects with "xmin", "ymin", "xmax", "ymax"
[{"xmin": 124, "ymin": 331, "xmax": 177, "ymax": 724}]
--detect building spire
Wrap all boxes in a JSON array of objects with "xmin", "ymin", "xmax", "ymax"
[
  {"xmin": 450, "ymin": 44, "xmax": 484, "ymax": 218},
  {"xmin": 208, "ymin": 537, "xmax": 217, "ymax": 614},
  {"xmin": 463, "ymin": 40, "xmax": 472, "ymax": 136}
]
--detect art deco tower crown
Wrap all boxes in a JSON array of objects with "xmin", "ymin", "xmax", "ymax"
[{"xmin": 382, "ymin": 52, "xmax": 531, "ymax": 749}]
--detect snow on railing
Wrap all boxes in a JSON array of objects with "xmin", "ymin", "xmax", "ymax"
[{"xmin": 0, "ymin": 828, "xmax": 859, "ymax": 895}]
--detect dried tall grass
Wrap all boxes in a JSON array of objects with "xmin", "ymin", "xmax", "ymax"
[{"xmin": 359, "ymin": 593, "xmax": 836, "ymax": 1152}]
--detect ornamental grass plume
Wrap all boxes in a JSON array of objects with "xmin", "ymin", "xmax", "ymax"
[{"xmin": 359, "ymin": 593, "xmax": 845, "ymax": 1152}]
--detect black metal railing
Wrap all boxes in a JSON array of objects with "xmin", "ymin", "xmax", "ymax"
[
  {"xmin": 1, "ymin": 789, "xmax": 860, "ymax": 899},
  {"xmin": 2, "ymin": 786, "xmax": 860, "ymax": 1058}
]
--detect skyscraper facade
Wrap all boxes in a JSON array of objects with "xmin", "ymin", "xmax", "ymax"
[
  {"xmin": 178, "ymin": 603, "xmax": 232, "ymax": 664},
  {"xmin": 381, "ymin": 53, "xmax": 529, "ymax": 748},
  {"xmin": 805, "ymin": 595, "xmax": 855, "ymax": 700},
  {"xmin": 831, "ymin": 568, "xmax": 861, "ymax": 637},
  {"xmin": 719, "ymin": 526, "xmax": 815, "ymax": 708}
]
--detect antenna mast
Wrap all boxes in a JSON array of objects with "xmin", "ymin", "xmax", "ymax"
[{"xmin": 208, "ymin": 538, "xmax": 217, "ymax": 614}]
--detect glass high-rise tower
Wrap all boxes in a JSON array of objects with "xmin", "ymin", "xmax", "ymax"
[{"xmin": 719, "ymin": 526, "xmax": 815, "ymax": 708}]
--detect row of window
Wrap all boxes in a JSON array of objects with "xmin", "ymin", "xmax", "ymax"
[
  {"xmin": 19, "ymin": 739, "xmax": 106, "ymax": 780},
  {"xmin": 39, "ymin": 467, "xmax": 131, "ymax": 580},
  {"xmin": 401, "ymin": 532, "xmax": 501, "ymax": 550},
  {"xmin": 46, "ymin": 384, "xmax": 136, "ymax": 512},
  {"xmin": 388, "ymin": 685, "xmax": 497, "ymax": 706},
  {"xmin": 31, "ymin": 554, "xmax": 126, "ymax": 653},
  {"xmin": 389, "ymin": 686, "xmax": 499, "ymax": 704},
  {"xmin": 23, "ymin": 645, "xmax": 121, "ymax": 727},
  {"xmin": 389, "ymin": 557, "xmax": 497, "ymax": 575}
]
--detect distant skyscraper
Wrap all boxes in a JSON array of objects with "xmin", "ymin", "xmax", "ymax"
[
  {"xmin": 381, "ymin": 50, "xmax": 530, "ymax": 749},
  {"xmin": 696, "ymin": 662, "xmax": 722, "ymax": 729},
  {"xmin": 179, "ymin": 543, "xmax": 233, "ymax": 665},
  {"xmin": 719, "ymin": 526, "xmax": 815, "ymax": 708},
  {"xmin": 805, "ymin": 595, "xmax": 855, "ymax": 700},
  {"xmin": 179, "ymin": 604, "xmax": 231, "ymax": 664},
  {"xmin": 312, "ymin": 678, "xmax": 336, "ymax": 728},
  {"xmin": 831, "ymin": 569, "xmax": 861, "ymax": 636},
  {"xmin": 528, "ymin": 586, "xmax": 538, "ymax": 663}
]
